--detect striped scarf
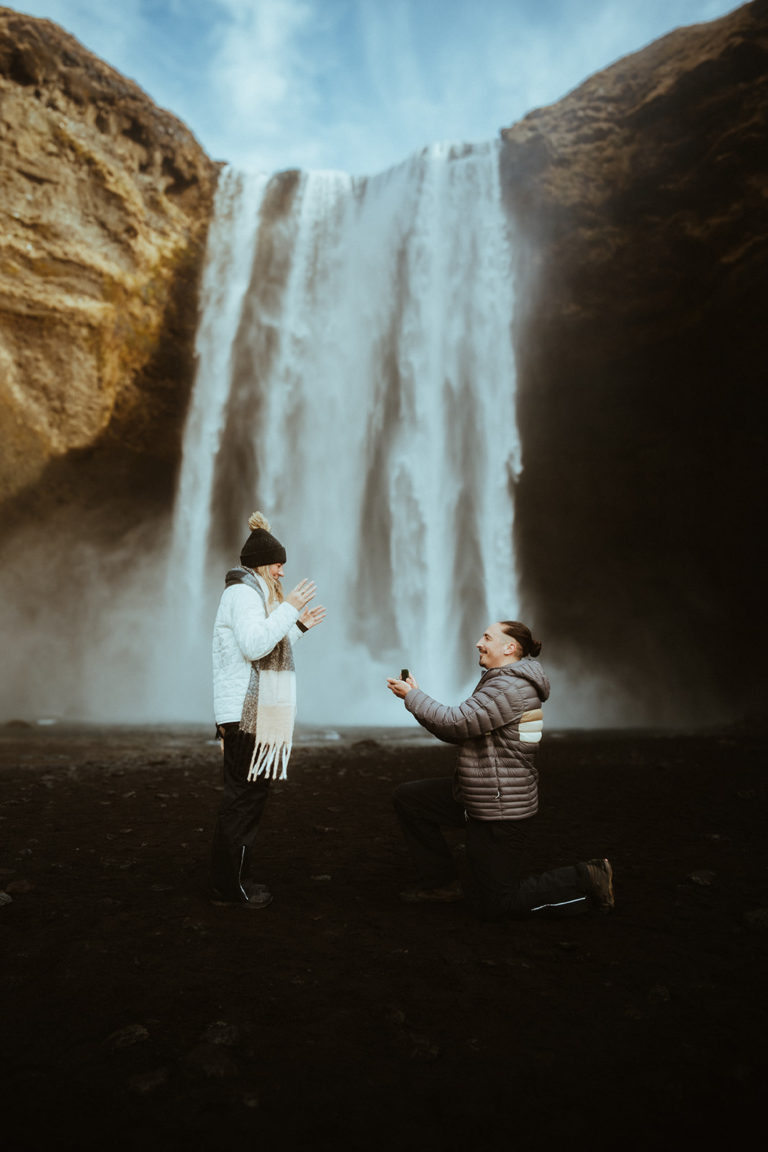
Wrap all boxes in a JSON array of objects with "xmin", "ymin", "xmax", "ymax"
[{"xmin": 225, "ymin": 567, "xmax": 296, "ymax": 780}]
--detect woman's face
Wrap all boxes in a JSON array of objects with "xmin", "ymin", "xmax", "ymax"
[{"xmin": 268, "ymin": 562, "xmax": 285, "ymax": 581}]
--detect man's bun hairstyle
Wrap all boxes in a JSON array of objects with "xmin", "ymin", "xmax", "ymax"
[{"xmin": 500, "ymin": 621, "xmax": 542, "ymax": 658}]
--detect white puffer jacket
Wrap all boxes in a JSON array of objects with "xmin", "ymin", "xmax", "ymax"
[{"xmin": 212, "ymin": 574, "xmax": 302, "ymax": 724}]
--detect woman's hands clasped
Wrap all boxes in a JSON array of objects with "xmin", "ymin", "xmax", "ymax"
[{"xmin": 287, "ymin": 579, "xmax": 326, "ymax": 631}]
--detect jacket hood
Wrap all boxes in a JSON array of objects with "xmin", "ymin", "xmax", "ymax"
[{"xmin": 487, "ymin": 657, "xmax": 550, "ymax": 702}]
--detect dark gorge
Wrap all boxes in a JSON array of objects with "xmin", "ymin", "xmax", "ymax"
[{"xmin": 502, "ymin": 0, "xmax": 767, "ymax": 725}]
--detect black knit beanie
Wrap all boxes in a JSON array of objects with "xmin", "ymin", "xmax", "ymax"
[{"xmin": 240, "ymin": 526, "xmax": 287, "ymax": 568}]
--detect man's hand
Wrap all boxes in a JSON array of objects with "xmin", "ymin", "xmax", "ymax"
[{"xmin": 386, "ymin": 674, "xmax": 418, "ymax": 699}]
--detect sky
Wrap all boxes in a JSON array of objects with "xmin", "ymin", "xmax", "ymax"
[{"xmin": 5, "ymin": 0, "xmax": 745, "ymax": 175}]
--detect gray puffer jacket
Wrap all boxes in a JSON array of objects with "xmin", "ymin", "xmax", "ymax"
[{"xmin": 404, "ymin": 657, "xmax": 550, "ymax": 821}]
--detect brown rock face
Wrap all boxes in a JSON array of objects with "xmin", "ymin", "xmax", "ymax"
[
  {"xmin": 501, "ymin": 0, "xmax": 768, "ymax": 724},
  {"xmin": 0, "ymin": 6, "xmax": 218, "ymax": 534}
]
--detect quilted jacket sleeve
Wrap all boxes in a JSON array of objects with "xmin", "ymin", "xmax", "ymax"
[{"xmin": 404, "ymin": 673, "xmax": 525, "ymax": 744}]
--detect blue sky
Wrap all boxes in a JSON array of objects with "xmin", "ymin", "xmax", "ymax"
[{"xmin": 6, "ymin": 0, "xmax": 744, "ymax": 174}]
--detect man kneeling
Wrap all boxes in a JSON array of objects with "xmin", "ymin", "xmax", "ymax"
[{"xmin": 386, "ymin": 621, "xmax": 614, "ymax": 920}]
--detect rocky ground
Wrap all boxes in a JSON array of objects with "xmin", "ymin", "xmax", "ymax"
[{"xmin": 1, "ymin": 724, "xmax": 766, "ymax": 1151}]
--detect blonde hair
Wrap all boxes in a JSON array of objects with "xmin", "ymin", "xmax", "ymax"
[
  {"xmin": 246, "ymin": 511, "xmax": 283, "ymax": 607},
  {"xmin": 255, "ymin": 564, "xmax": 284, "ymax": 606}
]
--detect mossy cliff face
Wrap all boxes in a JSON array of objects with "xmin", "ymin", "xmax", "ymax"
[
  {"xmin": 0, "ymin": 7, "xmax": 219, "ymax": 531},
  {"xmin": 501, "ymin": 0, "xmax": 768, "ymax": 723}
]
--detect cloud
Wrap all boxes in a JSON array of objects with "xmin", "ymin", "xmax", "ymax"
[
  {"xmin": 209, "ymin": 0, "xmax": 314, "ymax": 119},
  {"xmin": 11, "ymin": 0, "xmax": 145, "ymax": 68},
  {"xmin": 4, "ymin": 0, "xmax": 746, "ymax": 173}
]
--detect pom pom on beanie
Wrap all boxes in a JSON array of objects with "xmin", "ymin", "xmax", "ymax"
[{"xmin": 240, "ymin": 510, "xmax": 287, "ymax": 568}]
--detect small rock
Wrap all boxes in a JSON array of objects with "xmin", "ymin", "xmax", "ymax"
[
  {"xmin": 127, "ymin": 1067, "xmax": 169, "ymax": 1094},
  {"xmin": 186, "ymin": 1042, "xmax": 239, "ymax": 1079},
  {"xmin": 105, "ymin": 1024, "xmax": 150, "ymax": 1050},
  {"xmin": 744, "ymin": 908, "xmax": 768, "ymax": 930},
  {"xmin": 95, "ymin": 897, "xmax": 122, "ymax": 912},
  {"xmin": 202, "ymin": 1020, "xmax": 240, "ymax": 1047},
  {"xmin": 687, "ymin": 870, "xmax": 716, "ymax": 886},
  {"xmin": 387, "ymin": 1007, "xmax": 441, "ymax": 1063},
  {"xmin": 6, "ymin": 878, "xmax": 34, "ymax": 894},
  {"xmin": 0, "ymin": 892, "xmax": 12, "ymax": 907}
]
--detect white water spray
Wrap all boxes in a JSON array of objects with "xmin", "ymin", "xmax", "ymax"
[{"xmin": 167, "ymin": 140, "xmax": 521, "ymax": 725}]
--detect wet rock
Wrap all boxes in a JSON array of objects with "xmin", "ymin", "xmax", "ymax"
[
  {"xmin": 0, "ymin": 9, "xmax": 219, "ymax": 511},
  {"xmin": 105, "ymin": 1023, "xmax": 150, "ymax": 1050},
  {"xmin": 387, "ymin": 1007, "xmax": 441, "ymax": 1063},
  {"xmin": 744, "ymin": 908, "xmax": 768, "ymax": 930},
  {"xmin": 687, "ymin": 870, "xmax": 716, "ymax": 886},
  {"xmin": 5, "ymin": 877, "xmax": 33, "ymax": 894},
  {"xmin": 126, "ymin": 1067, "xmax": 169, "ymax": 1095},
  {"xmin": 500, "ymin": 2, "xmax": 768, "ymax": 725},
  {"xmin": 186, "ymin": 1042, "xmax": 239, "ymax": 1080},
  {"xmin": 95, "ymin": 897, "xmax": 123, "ymax": 912},
  {"xmin": 201, "ymin": 1020, "xmax": 240, "ymax": 1048}
]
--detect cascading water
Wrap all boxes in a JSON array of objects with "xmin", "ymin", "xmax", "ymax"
[{"xmin": 167, "ymin": 139, "xmax": 521, "ymax": 726}]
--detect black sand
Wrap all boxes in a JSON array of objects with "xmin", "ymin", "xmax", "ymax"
[{"xmin": 1, "ymin": 724, "xmax": 765, "ymax": 1151}]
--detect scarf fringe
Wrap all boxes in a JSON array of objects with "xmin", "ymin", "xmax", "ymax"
[{"xmin": 247, "ymin": 740, "xmax": 292, "ymax": 781}]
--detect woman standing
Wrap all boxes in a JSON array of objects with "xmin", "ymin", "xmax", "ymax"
[{"xmin": 210, "ymin": 511, "xmax": 326, "ymax": 908}]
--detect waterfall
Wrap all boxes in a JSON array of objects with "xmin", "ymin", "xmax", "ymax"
[{"xmin": 168, "ymin": 139, "xmax": 521, "ymax": 726}]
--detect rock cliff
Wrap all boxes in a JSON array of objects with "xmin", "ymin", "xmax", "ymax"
[
  {"xmin": 0, "ymin": 6, "xmax": 218, "ymax": 533},
  {"xmin": 501, "ymin": 0, "xmax": 767, "ymax": 723}
]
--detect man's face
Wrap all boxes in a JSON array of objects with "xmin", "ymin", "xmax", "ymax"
[{"xmin": 476, "ymin": 622, "xmax": 520, "ymax": 669}]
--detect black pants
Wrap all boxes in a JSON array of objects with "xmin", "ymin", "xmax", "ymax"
[
  {"xmin": 393, "ymin": 777, "xmax": 591, "ymax": 920},
  {"xmin": 210, "ymin": 723, "xmax": 271, "ymax": 901}
]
